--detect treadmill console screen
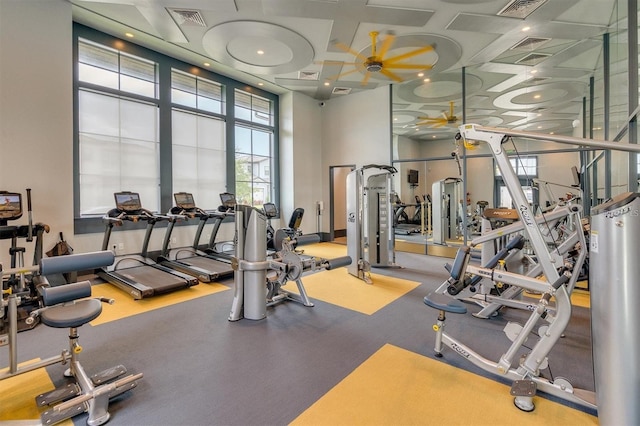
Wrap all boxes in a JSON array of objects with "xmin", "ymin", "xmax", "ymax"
[
  {"xmin": 0, "ymin": 192, "xmax": 22, "ymax": 220},
  {"xmin": 115, "ymin": 192, "xmax": 142, "ymax": 212},
  {"xmin": 263, "ymin": 203, "xmax": 277, "ymax": 218},
  {"xmin": 219, "ymin": 192, "xmax": 236, "ymax": 209},
  {"xmin": 174, "ymin": 192, "xmax": 196, "ymax": 209}
]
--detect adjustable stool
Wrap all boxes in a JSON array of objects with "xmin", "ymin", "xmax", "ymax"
[{"xmin": 34, "ymin": 281, "xmax": 142, "ymax": 426}]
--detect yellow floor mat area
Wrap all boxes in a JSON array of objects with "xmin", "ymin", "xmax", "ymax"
[
  {"xmin": 523, "ymin": 288, "xmax": 590, "ymax": 309},
  {"xmin": 0, "ymin": 360, "xmax": 72, "ymax": 425},
  {"xmin": 291, "ymin": 344, "xmax": 597, "ymax": 426},
  {"xmin": 299, "ymin": 242, "xmax": 347, "ymax": 260},
  {"xmin": 283, "ymin": 269, "xmax": 420, "ymax": 315},
  {"xmin": 90, "ymin": 282, "xmax": 229, "ymax": 326}
]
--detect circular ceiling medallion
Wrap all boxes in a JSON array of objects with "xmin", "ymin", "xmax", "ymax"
[
  {"xmin": 512, "ymin": 119, "xmax": 575, "ymax": 132},
  {"xmin": 493, "ymin": 82, "xmax": 587, "ymax": 110},
  {"xmin": 396, "ymin": 73, "xmax": 482, "ymax": 103},
  {"xmin": 356, "ymin": 33, "xmax": 461, "ymax": 82},
  {"xmin": 202, "ymin": 21, "xmax": 314, "ymax": 75}
]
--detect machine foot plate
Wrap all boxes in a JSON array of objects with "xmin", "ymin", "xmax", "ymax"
[
  {"xmin": 510, "ymin": 379, "xmax": 536, "ymax": 397},
  {"xmin": 36, "ymin": 383, "xmax": 80, "ymax": 406},
  {"xmin": 91, "ymin": 364, "xmax": 127, "ymax": 385},
  {"xmin": 41, "ymin": 401, "xmax": 87, "ymax": 425}
]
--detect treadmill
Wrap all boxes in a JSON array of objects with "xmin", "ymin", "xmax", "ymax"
[
  {"xmin": 202, "ymin": 192, "xmax": 237, "ymax": 262},
  {"xmin": 97, "ymin": 191, "xmax": 199, "ymax": 300},
  {"xmin": 157, "ymin": 192, "xmax": 234, "ymax": 282}
]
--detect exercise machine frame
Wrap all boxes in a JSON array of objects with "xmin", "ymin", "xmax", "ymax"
[{"xmin": 424, "ymin": 124, "xmax": 603, "ymax": 413}]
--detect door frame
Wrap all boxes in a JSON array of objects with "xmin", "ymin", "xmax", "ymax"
[{"xmin": 329, "ymin": 164, "xmax": 356, "ymax": 241}]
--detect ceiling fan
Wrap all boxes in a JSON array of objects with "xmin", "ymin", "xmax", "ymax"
[
  {"xmin": 417, "ymin": 101, "xmax": 460, "ymax": 127},
  {"xmin": 321, "ymin": 31, "xmax": 435, "ymax": 85}
]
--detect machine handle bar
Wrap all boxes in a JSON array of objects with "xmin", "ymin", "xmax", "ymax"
[
  {"xmin": 324, "ymin": 256, "xmax": 352, "ymax": 270},
  {"xmin": 293, "ymin": 234, "xmax": 321, "ymax": 246}
]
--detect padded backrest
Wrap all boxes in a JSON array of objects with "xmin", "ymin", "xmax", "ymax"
[{"xmin": 288, "ymin": 208, "xmax": 304, "ymax": 230}]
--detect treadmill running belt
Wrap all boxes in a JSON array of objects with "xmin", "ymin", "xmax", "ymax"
[{"xmin": 117, "ymin": 265, "xmax": 191, "ymax": 293}]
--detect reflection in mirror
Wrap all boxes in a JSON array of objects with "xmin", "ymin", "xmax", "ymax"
[{"xmin": 390, "ymin": 5, "xmax": 640, "ymax": 254}]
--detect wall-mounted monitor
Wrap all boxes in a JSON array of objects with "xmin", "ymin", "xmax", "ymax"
[{"xmin": 408, "ymin": 169, "xmax": 419, "ymax": 184}]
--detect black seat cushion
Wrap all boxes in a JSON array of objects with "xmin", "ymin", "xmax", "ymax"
[
  {"xmin": 424, "ymin": 292, "xmax": 467, "ymax": 314},
  {"xmin": 40, "ymin": 299, "xmax": 103, "ymax": 328}
]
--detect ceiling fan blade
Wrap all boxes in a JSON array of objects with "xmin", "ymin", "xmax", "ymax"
[
  {"xmin": 379, "ymin": 68, "xmax": 404, "ymax": 82},
  {"xmin": 362, "ymin": 71, "xmax": 372, "ymax": 86},
  {"xmin": 383, "ymin": 63, "xmax": 433, "ymax": 70},
  {"xmin": 417, "ymin": 118, "xmax": 447, "ymax": 126},
  {"xmin": 448, "ymin": 101, "xmax": 455, "ymax": 118},
  {"xmin": 327, "ymin": 67, "xmax": 361, "ymax": 80},
  {"xmin": 376, "ymin": 33, "xmax": 396, "ymax": 60},
  {"xmin": 333, "ymin": 41, "xmax": 369, "ymax": 63},
  {"xmin": 384, "ymin": 45, "xmax": 434, "ymax": 64}
]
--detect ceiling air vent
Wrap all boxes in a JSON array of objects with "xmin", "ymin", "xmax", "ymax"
[
  {"xmin": 515, "ymin": 52, "xmax": 551, "ymax": 66},
  {"xmin": 298, "ymin": 71, "xmax": 319, "ymax": 80},
  {"xmin": 497, "ymin": 0, "xmax": 547, "ymax": 19},
  {"xmin": 332, "ymin": 87, "xmax": 352, "ymax": 95},
  {"xmin": 510, "ymin": 36, "xmax": 551, "ymax": 50},
  {"xmin": 169, "ymin": 9, "xmax": 206, "ymax": 27}
]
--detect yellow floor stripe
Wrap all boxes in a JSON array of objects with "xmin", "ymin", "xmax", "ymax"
[
  {"xmin": 300, "ymin": 242, "xmax": 347, "ymax": 260},
  {"xmin": 523, "ymin": 289, "xmax": 590, "ymax": 309},
  {"xmin": 284, "ymin": 269, "xmax": 421, "ymax": 315},
  {"xmin": 0, "ymin": 360, "xmax": 72, "ymax": 425},
  {"xmin": 291, "ymin": 344, "xmax": 597, "ymax": 426},
  {"xmin": 90, "ymin": 282, "xmax": 229, "ymax": 326}
]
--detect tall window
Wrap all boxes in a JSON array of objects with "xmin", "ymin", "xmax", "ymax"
[
  {"xmin": 73, "ymin": 24, "xmax": 279, "ymax": 232},
  {"xmin": 77, "ymin": 39, "xmax": 160, "ymax": 215},
  {"xmin": 234, "ymin": 89, "xmax": 275, "ymax": 207},
  {"xmin": 171, "ymin": 70, "xmax": 226, "ymax": 209},
  {"xmin": 495, "ymin": 156, "xmax": 538, "ymax": 209}
]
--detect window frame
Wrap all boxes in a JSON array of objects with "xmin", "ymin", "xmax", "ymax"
[
  {"xmin": 73, "ymin": 23, "xmax": 279, "ymax": 234},
  {"xmin": 493, "ymin": 155, "xmax": 539, "ymax": 209}
]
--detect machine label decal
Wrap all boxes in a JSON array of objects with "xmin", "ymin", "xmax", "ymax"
[
  {"xmin": 348, "ymin": 212, "xmax": 356, "ymax": 223},
  {"xmin": 590, "ymin": 231, "xmax": 598, "ymax": 253},
  {"xmin": 604, "ymin": 206, "xmax": 639, "ymax": 219},
  {"xmin": 451, "ymin": 343, "xmax": 470, "ymax": 358},
  {"xmin": 519, "ymin": 205, "xmax": 533, "ymax": 226}
]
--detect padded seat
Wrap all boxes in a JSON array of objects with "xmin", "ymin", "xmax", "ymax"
[
  {"xmin": 424, "ymin": 292, "xmax": 467, "ymax": 314},
  {"xmin": 40, "ymin": 299, "xmax": 103, "ymax": 328}
]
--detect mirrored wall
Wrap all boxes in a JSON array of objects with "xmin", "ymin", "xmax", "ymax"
[{"xmin": 391, "ymin": 0, "xmax": 639, "ymax": 246}]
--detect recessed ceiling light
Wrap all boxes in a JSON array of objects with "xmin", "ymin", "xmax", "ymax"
[
  {"xmin": 522, "ymin": 26, "xmax": 531, "ymax": 32},
  {"xmin": 423, "ymin": 78, "xmax": 430, "ymax": 83},
  {"xmin": 550, "ymin": 132, "xmax": 554, "ymax": 134},
  {"xmin": 394, "ymin": 117, "xmax": 398, "ymax": 121},
  {"xmin": 432, "ymin": 135, "xmax": 437, "ymax": 138},
  {"xmin": 530, "ymin": 69, "xmax": 537, "ymax": 74},
  {"xmin": 324, "ymin": 81, "xmax": 330, "ymax": 86},
  {"xmin": 125, "ymin": 32, "xmax": 134, "ymax": 38},
  {"xmin": 203, "ymin": 62, "xmax": 210, "ymax": 67},
  {"xmin": 257, "ymin": 50, "xmax": 264, "ymax": 55},
  {"xmin": 258, "ymin": 82, "xmax": 264, "ymax": 86},
  {"xmin": 417, "ymin": 72, "xmax": 424, "ymax": 77},
  {"xmin": 537, "ymin": 125, "xmax": 542, "ymax": 129},
  {"xmin": 534, "ymin": 94, "xmax": 541, "ymax": 99}
]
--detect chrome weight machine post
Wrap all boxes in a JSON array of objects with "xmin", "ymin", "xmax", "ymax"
[{"xmin": 229, "ymin": 206, "xmax": 267, "ymax": 321}]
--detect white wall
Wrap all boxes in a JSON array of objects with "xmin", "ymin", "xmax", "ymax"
[
  {"xmin": 320, "ymin": 86, "xmax": 392, "ymax": 231},
  {"xmin": 0, "ymin": 0, "xmax": 75, "ymax": 259},
  {"xmin": 0, "ymin": 1, "xmax": 392, "ymax": 257},
  {"xmin": 287, "ymin": 92, "xmax": 324, "ymax": 235}
]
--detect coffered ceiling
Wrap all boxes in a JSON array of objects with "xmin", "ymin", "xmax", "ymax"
[{"xmin": 70, "ymin": 0, "xmax": 621, "ymax": 140}]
